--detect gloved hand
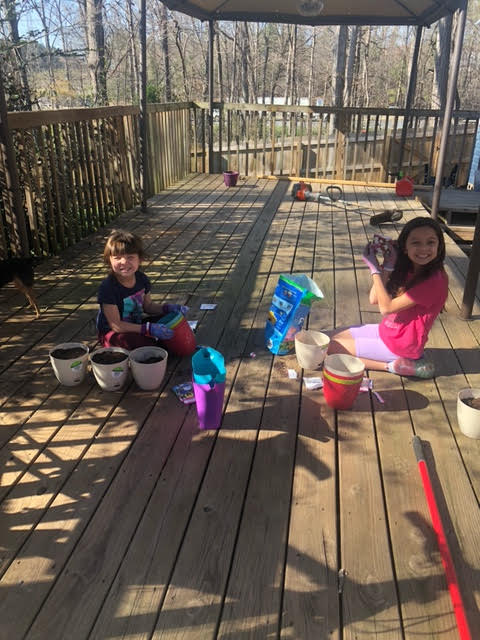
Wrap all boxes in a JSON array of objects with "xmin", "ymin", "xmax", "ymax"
[
  {"xmin": 362, "ymin": 242, "xmax": 381, "ymax": 275},
  {"xmin": 143, "ymin": 321, "xmax": 174, "ymax": 341},
  {"xmin": 382, "ymin": 241, "xmax": 398, "ymax": 271},
  {"xmin": 163, "ymin": 303, "xmax": 189, "ymax": 316}
]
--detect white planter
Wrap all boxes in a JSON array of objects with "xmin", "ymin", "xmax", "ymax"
[
  {"xmin": 90, "ymin": 347, "xmax": 130, "ymax": 391},
  {"xmin": 129, "ymin": 346, "xmax": 168, "ymax": 390},
  {"xmin": 295, "ymin": 329, "xmax": 330, "ymax": 370},
  {"xmin": 49, "ymin": 342, "xmax": 89, "ymax": 386},
  {"xmin": 457, "ymin": 388, "xmax": 480, "ymax": 439}
]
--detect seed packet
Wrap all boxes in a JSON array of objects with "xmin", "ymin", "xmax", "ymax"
[{"xmin": 172, "ymin": 382, "xmax": 196, "ymax": 404}]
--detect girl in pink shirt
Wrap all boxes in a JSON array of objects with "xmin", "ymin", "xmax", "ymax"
[{"xmin": 328, "ymin": 217, "xmax": 448, "ymax": 378}]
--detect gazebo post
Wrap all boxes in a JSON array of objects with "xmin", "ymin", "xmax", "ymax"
[
  {"xmin": 208, "ymin": 19, "xmax": 214, "ymax": 174},
  {"xmin": 397, "ymin": 25, "xmax": 423, "ymax": 177},
  {"xmin": 139, "ymin": 0, "xmax": 148, "ymax": 212},
  {"xmin": 431, "ymin": 1, "xmax": 468, "ymax": 220}
]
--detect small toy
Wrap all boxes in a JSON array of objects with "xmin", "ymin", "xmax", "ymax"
[
  {"xmin": 172, "ymin": 382, "xmax": 196, "ymax": 404},
  {"xmin": 372, "ymin": 233, "xmax": 394, "ymax": 256}
]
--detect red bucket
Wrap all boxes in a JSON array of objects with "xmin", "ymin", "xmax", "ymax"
[
  {"xmin": 323, "ymin": 354, "xmax": 365, "ymax": 410},
  {"xmin": 395, "ymin": 176, "xmax": 414, "ymax": 197},
  {"xmin": 158, "ymin": 312, "xmax": 196, "ymax": 357}
]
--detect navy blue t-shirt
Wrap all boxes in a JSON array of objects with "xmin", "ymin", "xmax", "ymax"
[{"xmin": 96, "ymin": 272, "xmax": 151, "ymax": 334}]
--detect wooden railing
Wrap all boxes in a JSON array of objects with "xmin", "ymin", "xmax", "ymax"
[
  {"xmin": 192, "ymin": 102, "xmax": 480, "ymax": 187},
  {"xmin": 1, "ymin": 100, "xmax": 479, "ymax": 258},
  {"xmin": 0, "ymin": 103, "xmax": 191, "ymax": 257}
]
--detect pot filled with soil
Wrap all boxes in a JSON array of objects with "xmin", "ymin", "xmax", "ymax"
[
  {"xmin": 457, "ymin": 388, "xmax": 480, "ymax": 439},
  {"xmin": 90, "ymin": 347, "xmax": 130, "ymax": 391},
  {"xmin": 129, "ymin": 346, "xmax": 168, "ymax": 390},
  {"xmin": 49, "ymin": 342, "xmax": 89, "ymax": 386}
]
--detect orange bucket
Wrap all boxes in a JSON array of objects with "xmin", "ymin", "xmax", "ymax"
[{"xmin": 323, "ymin": 354, "xmax": 365, "ymax": 410}]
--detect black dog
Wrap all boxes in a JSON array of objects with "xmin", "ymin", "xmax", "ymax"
[{"xmin": 0, "ymin": 258, "xmax": 40, "ymax": 317}]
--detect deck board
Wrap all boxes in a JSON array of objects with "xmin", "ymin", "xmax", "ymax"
[{"xmin": 1, "ymin": 174, "xmax": 479, "ymax": 639}]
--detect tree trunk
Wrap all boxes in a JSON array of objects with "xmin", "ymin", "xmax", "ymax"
[
  {"xmin": 307, "ymin": 28, "xmax": 316, "ymax": 104},
  {"xmin": 1, "ymin": 0, "xmax": 33, "ymax": 109},
  {"xmin": 345, "ymin": 26, "xmax": 358, "ymax": 106},
  {"xmin": 160, "ymin": 2, "xmax": 171, "ymax": 101},
  {"xmin": 86, "ymin": 0, "xmax": 108, "ymax": 105},
  {"xmin": 432, "ymin": 15, "xmax": 452, "ymax": 110},
  {"xmin": 126, "ymin": 0, "xmax": 140, "ymax": 102}
]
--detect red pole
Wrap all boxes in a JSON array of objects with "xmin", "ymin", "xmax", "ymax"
[{"xmin": 412, "ymin": 436, "xmax": 472, "ymax": 640}]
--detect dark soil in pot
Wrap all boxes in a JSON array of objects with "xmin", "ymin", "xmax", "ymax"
[
  {"xmin": 92, "ymin": 352, "xmax": 128, "ymax": 365},
  {"xmin": 51, "ymin": 347, "xmax": 87, "ymax": 359},
  {"xmin": 462, "ymin": 397, "xmax": 480, "ymax": 410},
  {"xmin": 137, "ymin": 355, "xmax": 165, "ymax": 364}
]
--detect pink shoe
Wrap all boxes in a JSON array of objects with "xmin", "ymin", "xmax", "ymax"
[{"xmin": 389, "ymin": 357, "xmax": 434, "ymax": 379}]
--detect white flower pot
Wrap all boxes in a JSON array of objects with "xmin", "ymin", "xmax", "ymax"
[
  {"xmin": 129, "ymin": 346, "xmax": 168, "ymax": 390},
  {"xmin": 295, "ymin": 329, "xmax": 330, "ymax": 370},
  {"xmin": 49, "ymin": 342, "xmax": 89, "ymax": 386},
  {"xmin": 90, "ymin": 347, "xmax": 130, "ymax": 391},
  {"xmin": 457, "ymin": 388, "xmax": 480, "ymax": 439}
]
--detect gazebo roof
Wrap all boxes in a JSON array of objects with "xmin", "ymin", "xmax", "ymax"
[{"xmin": 162, "ymin": 0, "xmax": 465, "ymax": 26}]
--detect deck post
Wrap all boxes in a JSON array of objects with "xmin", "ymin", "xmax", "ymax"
[
  {"xmin": 397, "ymin": 26, "xmax": 422, "ymax": 177},
  {"xmin": 139, "ymin": 0, "xmax": 147, "ymax": 211},
  {"xmin": 431, "ymin": 1, "xmax": 468, "ymax": 220},
  {"xmin": 208, "ymin": 19, "xmax": 214, "ymax": 174},
  {"xmin": 460, "ymin": 208, "xmax": 480, "ymax": 320},
  {"xmin": 0, "ymin": 68, "xmax": 29, "ymax": 256}
]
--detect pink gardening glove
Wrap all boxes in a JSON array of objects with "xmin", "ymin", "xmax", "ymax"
[{"xmin": 362, "ymin": 242, "xmax": 381, "ymax": 275}]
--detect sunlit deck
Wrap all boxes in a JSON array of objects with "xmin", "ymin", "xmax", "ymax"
[{"xmin": 1, "ymin": 173, "xmax": 479, "ymax": 639}]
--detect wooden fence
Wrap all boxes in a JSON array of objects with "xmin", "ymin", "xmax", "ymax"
[
  {"xmin": 1, "ymin": 100, "xmax": 479, "ymax": 257},
  {"xmin": 0, "ymin": 103, "xmax": 191, "ymax": 258},
  {"xmin": 192, "ymin": 102, "xmax": 479, "ymax": 187}
]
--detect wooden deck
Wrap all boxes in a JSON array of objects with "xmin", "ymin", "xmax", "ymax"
[{"xmin": 1, "ymin": 174, "xmax": 479, "ymax": 640}]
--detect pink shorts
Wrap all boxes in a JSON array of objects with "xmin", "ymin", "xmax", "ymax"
[{"xmin": 350, "ymin": 324, "xmax": 400, "ymax": 362}]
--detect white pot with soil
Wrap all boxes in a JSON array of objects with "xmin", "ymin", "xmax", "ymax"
[
  {"xmin": 49, "ymin": 342, "xmax": 89, "ymax": 386},
  {"xmin": 90, "ymin": 347, "xmax": 130, "ymax": 391},
  {"xmin": 457, "ymin": 388, "xmax": 480, "ymax": 439},
  {"xmin": 129, "ymin": 346, "xmax": 168, "ymax": 390}
]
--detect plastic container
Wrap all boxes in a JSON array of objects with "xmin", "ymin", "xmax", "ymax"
[
  {"xmin": 192, "ymin": 347, "xmax": 226, "ymax": 430},
  {"xmin": 90, "ymin": 347, "xmax": 130, "ymax": 391},
  {"xmin": 294, "ymin": 329, "xmax": 330, "ymax": 370},
  {"xmin": 223, "ymin": 170, "xmax": 239, "ymax": 187},
  {"xmin": 457, "ymin": 388, "xmax": 480, "ymax": 439},
  {"xmin": 323, "ymin": 354, "xmax": 365, "ymax": 410},
  {"xmin": 157, "ymin": 312, "xmax": 196, "ymax": 357},
  {"xmin": 49, "ymin": 342, "xmax": 89, "ymax": 386},
  {"xmin": 129, "ymin": 346, "xmax": 168, "ymax": 390},
  {"xmin": 395, "ymin": 176, "xmax": 414, "ymax": 197}
]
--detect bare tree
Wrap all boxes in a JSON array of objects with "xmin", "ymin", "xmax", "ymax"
[
  {"xmin": 0, "ymin": 0, "xmax": 33, "ymax": 109},
  {"xmin": 85, "ymin": 0, "xmax": 107, "ymax": 104}
]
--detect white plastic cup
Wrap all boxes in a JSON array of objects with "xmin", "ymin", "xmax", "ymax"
[
  {"xmin": 457, "ymin": 388, "xmax": 480, "ymax": 439},
  {"xmin": 90, "ymin": 347, "xmax": 130, "ymax": 391},
  {"xmin": 295, "ymin": 329, "xmax": 330, "ymax": 370},
  {"xmin": 49, "ymin": 342, "xmax": 89, "ymax": 386},
  {"xmin": 129, "ymin": 346, "xmax": 168, "ymax": 390}
]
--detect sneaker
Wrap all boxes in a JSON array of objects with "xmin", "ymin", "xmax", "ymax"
[{"xmin": 388, "ymin": 357, "xmax": 435, "ymax": 379}]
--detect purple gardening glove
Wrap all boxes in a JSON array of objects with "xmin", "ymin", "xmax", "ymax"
[
  {"xmin": 163, "ymin": 303, "xmax": 189, "ymax": 316},
  {"xmin": 143, "ymin": 321, "xmax": 174, "ymax": 341},
  {"xmin": 382, "ymin": 241, "xmax": 398, "ymax": 271},
  {"xmin": 362, "ymin": 242, "xmax": 381, "ymax": 275}
]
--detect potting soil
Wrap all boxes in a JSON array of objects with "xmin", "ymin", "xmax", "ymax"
[
  {"xmin": 51, "ymin": 347, "xmax": 87, "ymax": 359},
  {"xmin": 92, "ymin": 352, "xmax": 128, "ymax": 365}
]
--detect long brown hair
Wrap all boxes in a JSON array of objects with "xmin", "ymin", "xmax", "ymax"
[{"xmin": 386, "ymin": 217, "xmax": 446, "ymax": 298}]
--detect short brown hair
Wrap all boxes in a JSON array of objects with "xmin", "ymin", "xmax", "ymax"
[{"xmin": 103, "ymin": 229, "xmax": 146, "ymax": 267}]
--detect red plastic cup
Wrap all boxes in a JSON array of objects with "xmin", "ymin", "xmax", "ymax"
[
  {"xmin": 158, "ymin": 312, "xmax": 196, "ymax": 357},
  {"xmin": 323, "ymin": 354, "xmax": 365, "ymax": 410}
]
